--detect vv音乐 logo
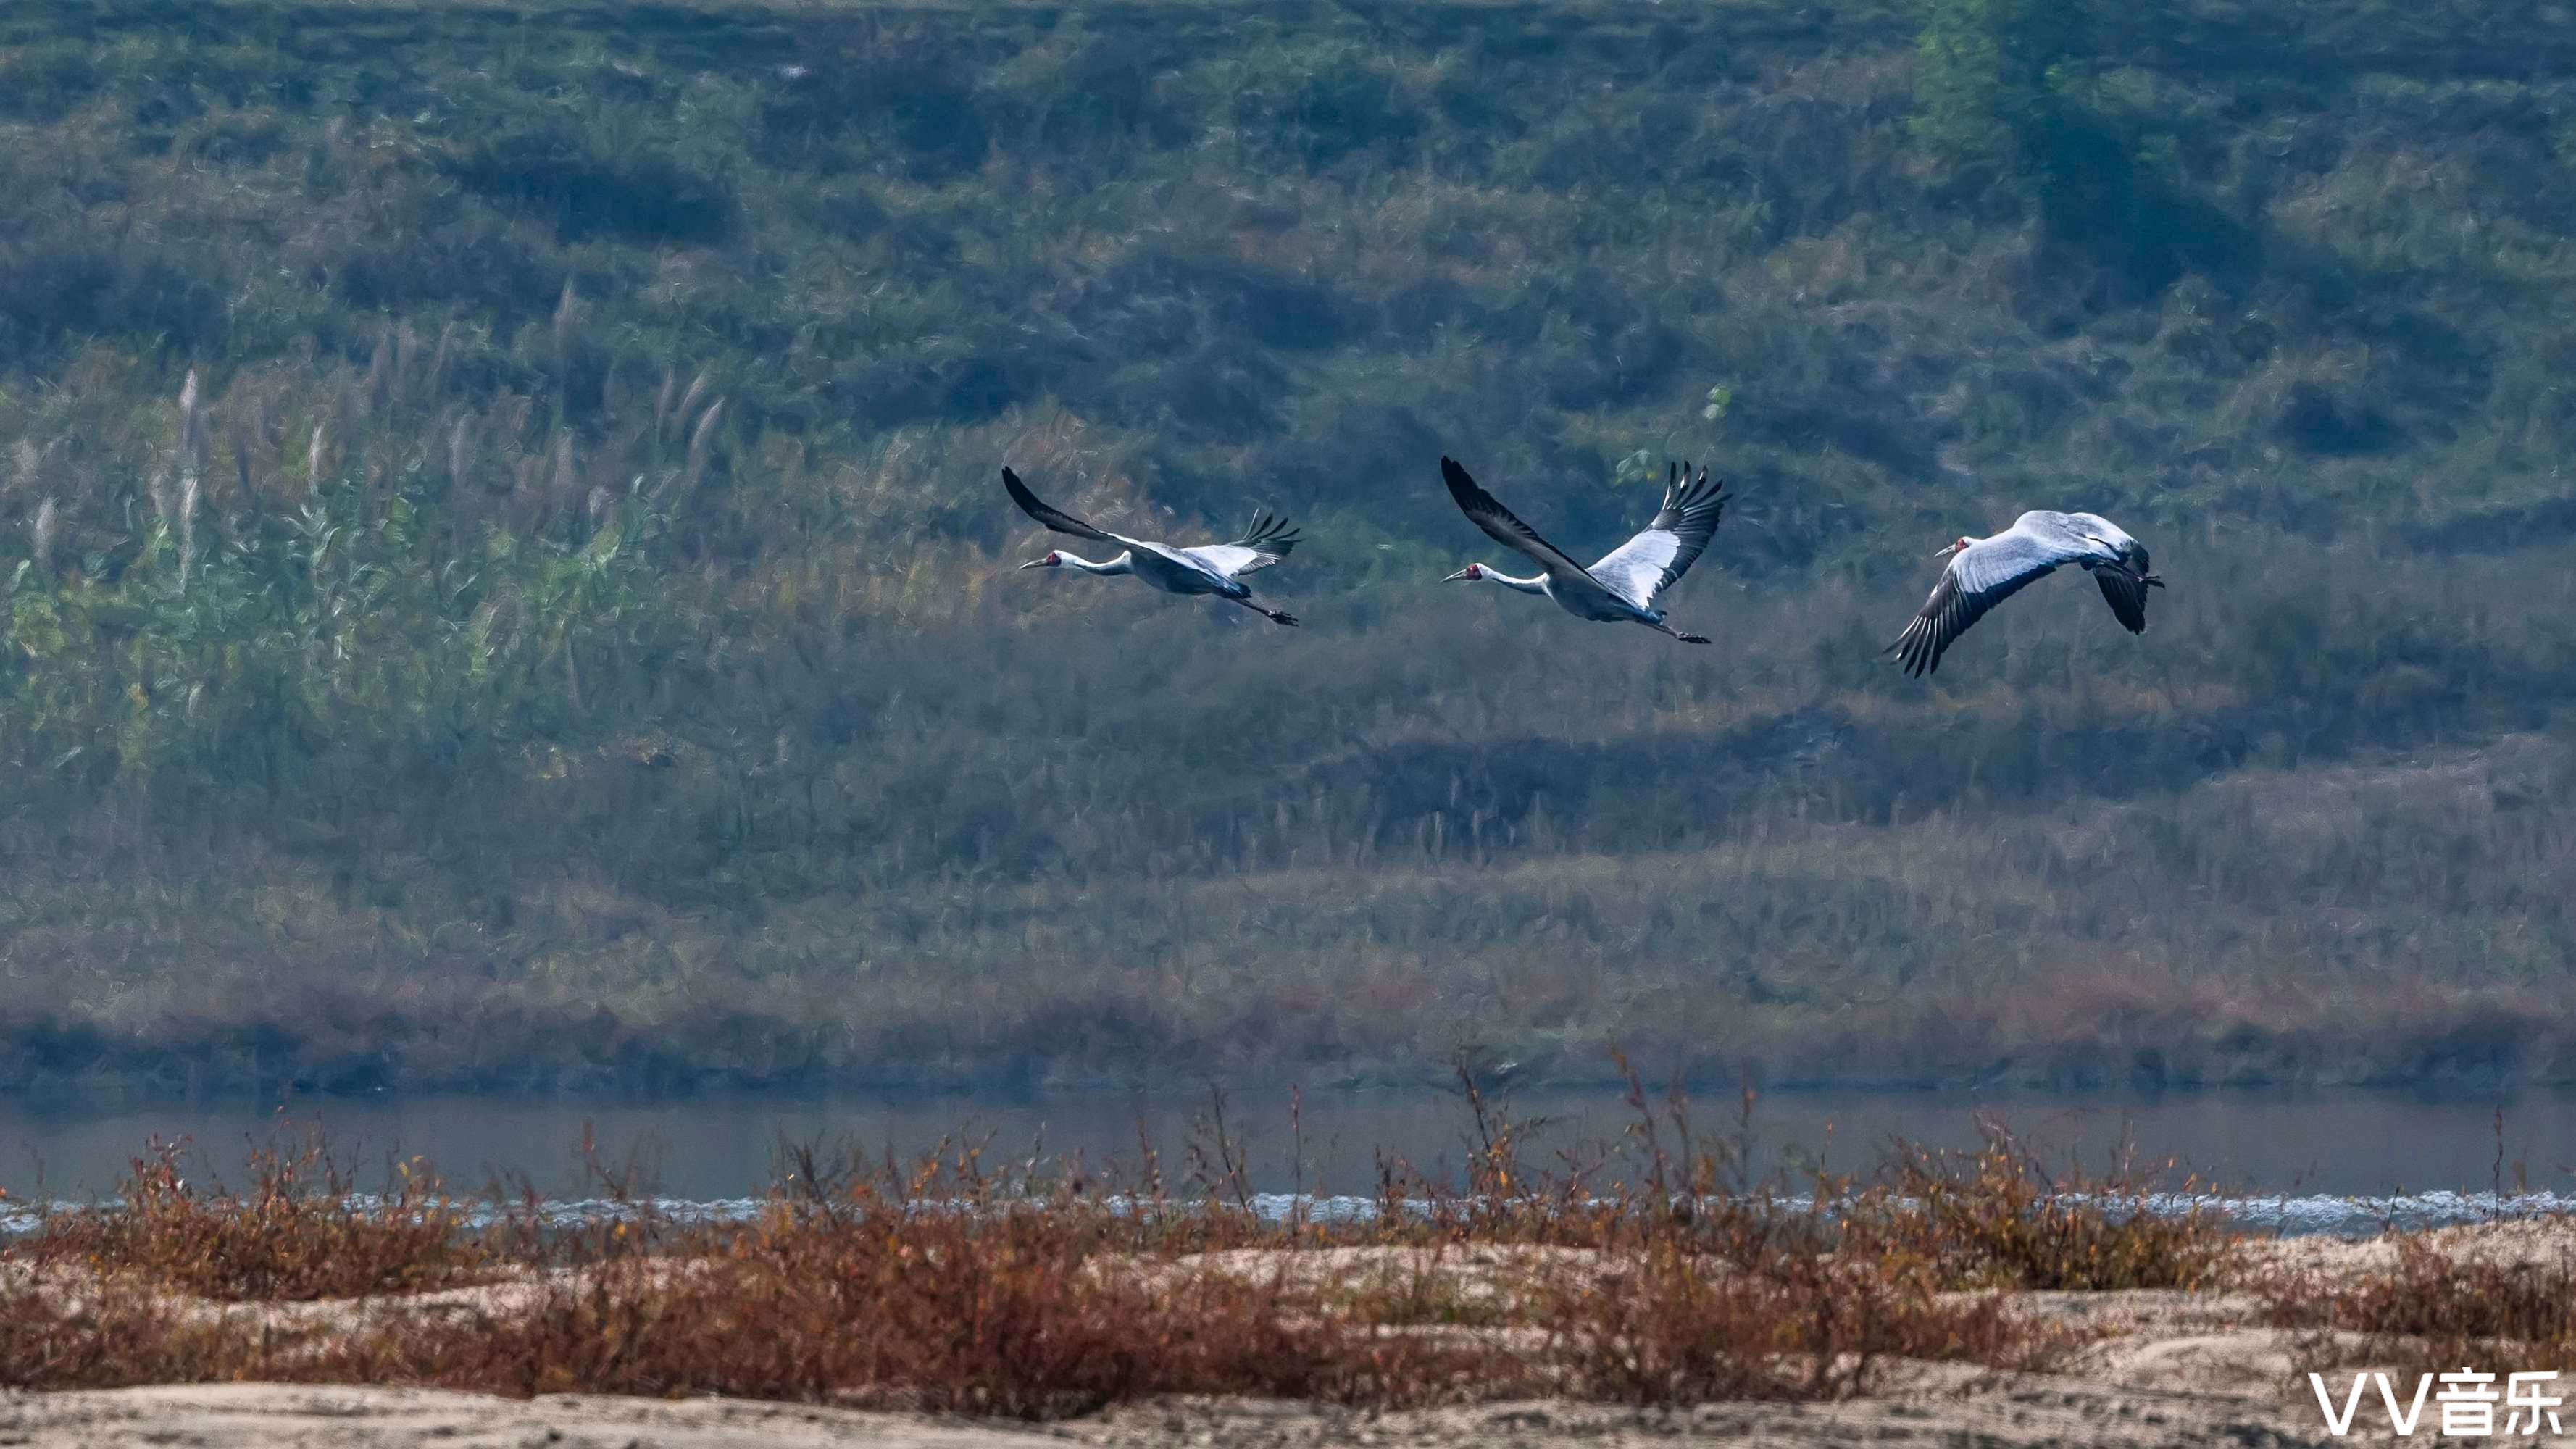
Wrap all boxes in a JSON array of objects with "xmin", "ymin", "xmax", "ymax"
[{"xmin": 2312, "ymin": 1369, "xmax": 2566, "ymax": 1437}]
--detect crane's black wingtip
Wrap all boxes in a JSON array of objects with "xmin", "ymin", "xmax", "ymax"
[
  {"xmin": 1883, "ymin": 629, "xmax": 1939, "ymax": 677},
  {"xmin": 1439, "ymin": 456, "xmax": 1485, "ymax": 504}
]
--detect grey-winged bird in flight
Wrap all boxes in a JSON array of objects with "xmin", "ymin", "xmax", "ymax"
[
  {"xmin": 1439, "ymin": 455, "xmax": 1730, "ymax": 646},
  {"xmin": 1004, "ymin": 467, "xmax": 1301, "ymax": 626},
  {"xmin": 1887, "ymin": 510, "xmax": 2164, "ymax": 676}
]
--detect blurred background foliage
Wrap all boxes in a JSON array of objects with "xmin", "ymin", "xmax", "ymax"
[{"xmin": 3, "ymin": 0, "xmax": 2576, "ymax": 1097}]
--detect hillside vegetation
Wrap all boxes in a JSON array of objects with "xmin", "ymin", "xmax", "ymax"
[{"xmin": 3, "ymin": 0, "xmax": 2575, "ymax": 1097}]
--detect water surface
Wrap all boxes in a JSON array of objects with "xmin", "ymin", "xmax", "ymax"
[{"xmin": 1, "ymin": 1086, "xmax": 2564, "ymax": 1224}]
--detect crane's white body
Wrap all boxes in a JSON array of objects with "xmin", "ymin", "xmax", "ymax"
[
  {"xmin": 1004, "ymin": 467, "xmax": 1301, "ymax": 625},
  {"xmin": 1888, "ymin": 509, "xmax": 2164, "ymax": 676},
  {"xmin": 1461, "ymin": 562, "xmax": 1648, "ymax": 622},
  {"xmin": 1439, "ymin": 456, "xmax": 1730, "ymax": 645}
]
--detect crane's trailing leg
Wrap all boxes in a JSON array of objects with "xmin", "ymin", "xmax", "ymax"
[
  {"xmin": 1652, "ymin": 622, "xmax": 1712, "ymax": 645},
  {"xmin": 1231, "ymin": 596, "xmax": 1299, "ymax": 627}
]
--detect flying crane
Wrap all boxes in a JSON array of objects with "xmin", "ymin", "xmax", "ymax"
[
  {"xmin": 1887, "ymin": 510, "xmax": 2164, "ymax": 676},
  {"xmin": 1004, "ymin": 467, "xmax": 1302, "ymax": 626},
  {"xmin": 1438, "ymin": 455, "xmax": 1730, "ymax": 646}
]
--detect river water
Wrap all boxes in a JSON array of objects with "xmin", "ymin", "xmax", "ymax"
[{"xmin": 0, "ymin": 1087, "xmax": 2566, "ymax": 1233}]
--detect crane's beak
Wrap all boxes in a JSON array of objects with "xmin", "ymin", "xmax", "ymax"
[
  {"xmin": 1932, "ymin": 542, "xmax": 1962, "ymax": 560},
  {"xmin": 1441, "ymin": 567, "xmax": 1475, "ymax": 582},
  {"xmin": 1017, "ymin": 557, "xmax": 1050, "ymax": 570}
]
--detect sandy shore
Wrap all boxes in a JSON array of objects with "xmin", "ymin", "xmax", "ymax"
[
  {"xmin": 15, "ymin": 1222, "xmax": 2570, "ymax": 1448},
  {"xmin": 0, "ymin": 1329, "xmax": 2386, "ymax": 1448},
  {"xmin": 0, "ymin": 1369, "xmax": 2369, "ymax": 1448}
]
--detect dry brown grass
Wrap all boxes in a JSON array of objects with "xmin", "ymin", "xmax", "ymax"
[
  {"xmin": 316, "ymin": 1197, "xmax": 1501, "ymax": 1413},
  {"xmin": 2259, "ymin": 1224, "xmax": 2576, "ymax": 1378},
  {"xmin": 21, "ymin": 1132, "xmax": 488, "ymax": 1302},
  {"xmin": 0, "ymin": 1274, "xmax": 257, "ymax": 1391},
  {"xmin": 0, "ymin": 1091, "xmax": 2248, "ymax": 1413},
  {"xmin": 1856, "ymin": 1132, "xmax": 2234, "ymax": 1293}
]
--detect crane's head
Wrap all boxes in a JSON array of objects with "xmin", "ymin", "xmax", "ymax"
[
  {"xmin": 1019, "ymin": 549, "xmax": 1062, "ymax": 571},
  {"xmin": 1442, "ymin": 562, "xmax": 1485, "ymax": 583},
  {"xmin": 1935, "ymin": 535, "xmax": 1975, "ymax": 560}
]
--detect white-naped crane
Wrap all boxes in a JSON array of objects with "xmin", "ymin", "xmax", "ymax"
[
  {"xmin": 1886, "ymin": 510, "xmax": 2165, "ymax": 677},
  {"xmin": 1003, "ymin": 467, "xmax": 1302, "ymax": 626},
  {"xmin": 1438, "ymin": 455, "xmax": 1730, "ymax": 645}
]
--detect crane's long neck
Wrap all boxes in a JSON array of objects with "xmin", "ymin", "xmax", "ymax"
[
  {"xmin": 1060, "ymin": 550, "xmax": 1134, "ymax": 576},
  {"xmin": 1485, "ymin": 567, "xmax": 1548, "ymax": 596}
]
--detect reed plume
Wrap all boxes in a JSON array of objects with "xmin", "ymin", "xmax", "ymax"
[
  {"xmin": 675, "ymin": 369, "xmax": 710, "ymax": 446},
  {"xmin": 393, "ymin": 322, "xmax": 418, "ymax": 410},
  {"xmin": 178, "ymin": 472, "xmax": 199, "ymax": 592},
  {"xmin": 552, "ymin": 280, "xmax": 578, "ymax": 399},
  {"xmin": 177, "ymin": 369, "xmax": 204, "ymax": 481},
  {"xmin": 361, "ymin": 329, "xmax": 391, "ymax": 416},
  {"xmin": 30, "ymin": 497, "xmax": 57, "ymax": 572},
  {"xmin": 449, "ymin": 414, "xmax": 476, "ymax": 496},
  {"xmin": 552, "ymin": 433, "xmax": 577, "ymax": 514},
  {"xmin": 427, "ymin": 322, "xmax": 454, "ymax": 401},
  {"xmin": 684, "ymin": 398, "xmax": 724, "ymax": 496}
]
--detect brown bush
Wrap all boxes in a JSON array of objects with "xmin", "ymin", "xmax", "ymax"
[
  {"xmin": 1852, "ymin": 1130, "xmax": 2233, "ymax": 1292},
  {"xmin": 0, "ymin": 1112, "xmax": 2112, "ymax": 1412},
  {"xmin": 24, "ymin": 1132, "xmax": 487, "ymax": 1302},
  {"xmin": 2261, "ymin": 1231, "xmax": 2576, "ymax": 1377}
]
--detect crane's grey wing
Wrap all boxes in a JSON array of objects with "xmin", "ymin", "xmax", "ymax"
[
  {"xmin": 1183, "ymin": 543, "xmax": 1292, "ymax": 581},
  {"xmin": 1183, "ymin": 544, "xmax": 1267, "ymax": 578},
  {"xmin": 1441, "ymin": 456, "xmax": 1595, "ymax": 578},
  {"xmin": 1125, "ymin": 538, "xmax": 1233, "ymax": 591},
  {"xmin": 2093, "ymin": 566, "xmax": 2154, "ymax": 634},
  {"xmin": 1185, "ymin": 511, "xmax": 1301, "ymax": 577},
  {"xmin": 1885, "ymin": 533, "xmax": 2069, "ymax": 677},
  {"xmin": 1588, "ymin": 461, "xmax": 1730, "ymax": 609},
  {"xmin": 1001, "ymin": 467, "xmax": 1116, "ymax": 544}
]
